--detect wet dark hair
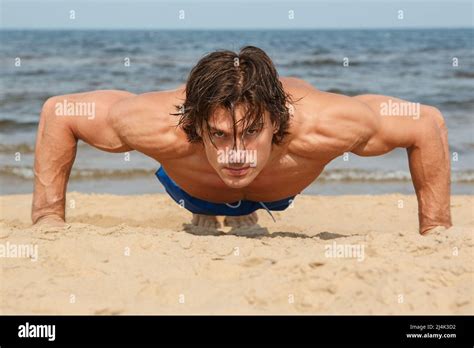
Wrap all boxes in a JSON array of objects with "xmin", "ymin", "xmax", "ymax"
[{"xmin": 172, "ymin": 46, "xmax": 294, "ymax": 146}]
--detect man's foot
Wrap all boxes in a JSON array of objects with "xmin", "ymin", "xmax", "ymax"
[
  {"xmin": 224, "ymin": 212, "xmax": 258, "ymax": 228},
  {"xmin": 191, "ymin": 214, "xmax": 220, "ymax": 229}
]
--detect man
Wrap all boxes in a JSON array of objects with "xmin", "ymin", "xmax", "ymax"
[{"xmin": 32, "ymin": 46, "xmax": 452, "ymax": 234}]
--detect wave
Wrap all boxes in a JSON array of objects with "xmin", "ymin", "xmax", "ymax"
[
  {"xmin": 0, "ymin": 166, "xmax": 153, "ymax": 180},
  {"xmin": 103, "ymin": 46, "xmax": 129, "ymax": 54},
  {"xmin": 0, "ymin": 142, "xmax": 95, "ymax": 154},
  {"xmin": 283, "ymin": 58, "xmax": 361, "ymax": 68},
  {"xmin": 311, "ymin": 48, "xmax": 331, "ymax": 55},
  {"xmin": 1, "ymin": 166, "xmax": 473, "ymax": 183},
  {"xmin": 454, "ymin": 71, "xmax": 474, "ymax": 79},
  {"xmin": 12, "ymin": 69, "xmax": 49, "ymax": 76},
  {"xmin": 325, "ymin": 88, "xmax": 368, "ymax": 96},
  {"xmin": 152, "ymin": 61, "xmax": 177, "ymax": 68},
  {"xmin": 0, "ymin": 143, "xmax": 35, "ymax": 154},
  {"xmin": 0, "ymin": 119, "xmax": 38, "ymax": 132},
  {"xmin": 0, "ymin": 92, "xmax": 51, "ymax": 106},
  {"xmin": 317, "ymin": 169, "xmax": 474, "ymax": 183},
  {"xmin": 439, "ymin": 98, "xmax": 474, "ymax": 109}
]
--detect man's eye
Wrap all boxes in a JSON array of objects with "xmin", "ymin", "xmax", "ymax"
[
  {"xmin": 213, "ymin": 131, "xmax": 225, "ymax": 138},
  {"xmin": 246, "ymin": 128, "xmax": 259, "ymax": 135}
]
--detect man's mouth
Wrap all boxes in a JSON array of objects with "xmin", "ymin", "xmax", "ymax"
[{"xmin": 223, "ymin": 166, "xmax": 251, "ymax": 177}]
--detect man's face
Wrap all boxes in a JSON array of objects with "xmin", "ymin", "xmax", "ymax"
[{"xmin": 202, "ymin": 105, "xmax": 275, "ymax": 189}]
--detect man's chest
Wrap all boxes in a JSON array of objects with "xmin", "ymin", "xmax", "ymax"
[{"xmin": 161, "ymin": 152, "xmax": 326, "ymax": 202}]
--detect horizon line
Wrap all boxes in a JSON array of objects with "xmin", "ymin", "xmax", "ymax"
[{"xmin": 1, "ymin": 26, "xmax": 473, "ymax": 31}]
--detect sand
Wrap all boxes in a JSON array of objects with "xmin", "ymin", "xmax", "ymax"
[{"xmin": 0, "ymin": 192, "xmax": 472, "ymax": 314}]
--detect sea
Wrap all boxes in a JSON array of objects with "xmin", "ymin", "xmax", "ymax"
[{"xmin": 0, "ymin": 29, "xmax": 472, "ymax": 195}]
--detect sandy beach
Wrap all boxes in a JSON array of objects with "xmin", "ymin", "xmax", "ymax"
[{"xmin": 0, "ymin": 193, "xmax": 472, "ymax": 314}]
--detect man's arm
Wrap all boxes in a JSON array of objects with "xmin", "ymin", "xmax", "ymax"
[
  {"xmin": 349, "ymin": 94, "xmax": 452, "ymax": 235},
  {"xmin": 32, "ymin": 90, "xmax": 134, "ymax": 225}
]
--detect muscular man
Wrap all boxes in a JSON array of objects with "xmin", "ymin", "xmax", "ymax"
[{"xmin": 32, "ymin": 46, "xmax": 452, "ymax": 234}]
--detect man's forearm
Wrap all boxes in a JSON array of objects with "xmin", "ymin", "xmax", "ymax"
[
  {"xmin": 32, "ymin": 98, "xmax": 78, "ymax": 224},
  {"xmin": 407, "ymin": 110, "xmax": 452, "ymax": 234}
]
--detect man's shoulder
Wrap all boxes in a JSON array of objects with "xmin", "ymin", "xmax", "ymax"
[
  {"xmin": 107, "ymin": 87, "xmax": 192, "ymax": 159},
  {"xmin": 288, "ymin": 91, "xmax": 379, "ymax": 160}
]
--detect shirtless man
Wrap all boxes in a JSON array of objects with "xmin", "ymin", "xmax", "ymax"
[{"xmin": 32, "ymin": 46, "xmax": 452, "ymax": 235}]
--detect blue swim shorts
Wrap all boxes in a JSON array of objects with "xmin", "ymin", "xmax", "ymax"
[{"xmin": 155, "ymin": 166, "xmax": 295, "ymax": 219}]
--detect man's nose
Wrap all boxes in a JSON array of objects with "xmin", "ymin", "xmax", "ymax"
[
  {"xmin": 227, "ymin": 138, "xmax": 249, "ymax": 165},
  {"xmin": 232, "ymin": 140, "xmax": 245, "ymax": 152},
  {"xmin": 232, "ymin": 134, "xmax": 247, "ymax": 150}
]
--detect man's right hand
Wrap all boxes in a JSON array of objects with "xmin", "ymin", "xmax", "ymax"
[{"xmin": 34, "ymin": 215, "xmax": 66, "ymax": 227}]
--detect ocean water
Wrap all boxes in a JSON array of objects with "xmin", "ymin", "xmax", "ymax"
[{"xmin": 0, "ymin": 29, "xmax": 473, "ymax": 195}]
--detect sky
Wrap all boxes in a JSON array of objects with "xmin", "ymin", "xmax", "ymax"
[{"xmin": 0, "ymin": 0, "xmax": 473, "ymax": 29}]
